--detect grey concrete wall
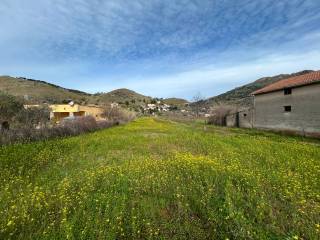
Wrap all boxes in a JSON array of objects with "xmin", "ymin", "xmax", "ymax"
[
  {"xmin": 253, "ymin": 83, "xmax": 320, "ymax": 135},
  {"xmin": 226, "ymin": 109, "xmax": 253, "ymax": 128},
  {"xmin": 239, "ymin": 109, "xmax": 253, "ymax": 128},
  {"xmin": 226, "ymin": 114, "xmax": 236, "ymax": 127}
]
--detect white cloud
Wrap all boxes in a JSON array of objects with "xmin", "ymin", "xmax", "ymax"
[
  {"xmin": 0, "ymin": 0, "xmax": 320, "ymax": 99},
  {"xmin": 74, "ymin": 49, "xmax": 320, "ymax": 100}
]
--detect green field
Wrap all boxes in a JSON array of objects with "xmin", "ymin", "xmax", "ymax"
[{"xmin": 1, "ymin": 118, "xmax": 319, "ymax": 239}]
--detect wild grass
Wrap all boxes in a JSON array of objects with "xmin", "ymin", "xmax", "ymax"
[{"xmin": 0, "ymin": 118, "xmax": 319, "ymax": 239}]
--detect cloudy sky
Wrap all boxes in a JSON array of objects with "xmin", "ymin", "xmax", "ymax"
[{"xmin": 0, "ymin": 0, "xmax": 320, "ymax": 99}]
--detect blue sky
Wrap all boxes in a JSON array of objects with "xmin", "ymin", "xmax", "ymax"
[{"xmin": 0, "ymin": 0, "xmax": 320, "ymax": 99}]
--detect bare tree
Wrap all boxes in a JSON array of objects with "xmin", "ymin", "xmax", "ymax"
[
  {"xmin": 16, "ymin": 106, "xmax": 50, "ymax": 128},
  {"xmin": 192, "ymin": 92, "xmax": 205, "ymax": 117},
  {"xmin": 102, "ymin": 105, "xmax": 136, "ymax": 124}
]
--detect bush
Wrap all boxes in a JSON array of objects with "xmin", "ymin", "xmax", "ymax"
[
  {"xmin": 0, "ymin": 104, "xmax": 136, "ymax": 145},
  {"xmin": 14, "ymin": 107, "xmax": 50, "ymax": 128},
  {"xmin": 0, "ymin": 93, "xmax": 24, "ymax": 127},
  {"xmin": 207, "ymin": 106, "xmax": 235, "ymax": 126},
  {"xmin": 0, "ymin": 116, "xmax": 115, "ymax": 145},
  {"xmin": 103, "ymin": 106, "xmax": 136, "ymax": 124},
  {"xmin": 61, "ymin": 116, "xmax": 98, "ymax": 134},
  {"xmin": 0, "ymin": 93, "xmax": 51, "ymax": 130}
]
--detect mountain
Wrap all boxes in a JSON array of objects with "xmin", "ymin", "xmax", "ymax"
[
  {"xmin": 0, "ymin": 76, "xmax": 152, "ymax": 108},
  {"xmin": 0, "ymin": 76, "xmax": 90, "ymax": 104},
  {"xmin": 93, "ymin": 88, "xmax": 151, "ymax": 105},
  {"xmin": 205, "ymin": 70, "xmax": 315, "ymax": 107},
  {"xmin": 163, "ymin": 98, "xmax": 189, "ymax": 106}
]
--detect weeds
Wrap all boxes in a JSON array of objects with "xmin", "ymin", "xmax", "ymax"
[{"xmin": 0, "ymin": 118, "xmax": 319, "ymax": 239}]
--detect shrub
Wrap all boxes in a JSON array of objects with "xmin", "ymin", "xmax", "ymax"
[
  {"xmin": 61, "ymin": 116, "xmax": 98, "ymax": 134},
  {"xmin": 207, "ymin": 106, "xmax": 235, "ymax": 126},
  {"xmin": 14, "ymin": 106, "xmax": 50, "ymax": 128},
  {"xmin": 0, "ymin": 116, "xmax": 114, "ymax": 145},
  {"xmin": 0, "ymin": 93, "xmax": 51, "ymax": 130},
  {"xmin": 103, "ymin": 106, "xmax": 136, "ymax": 124},
  {"xmin": 0, "ymin": 93, "xmax": 24, "ymax": 127},
  {"xmin": 0, "ymin": 104, "xmax": 136, "ymax": 145}
]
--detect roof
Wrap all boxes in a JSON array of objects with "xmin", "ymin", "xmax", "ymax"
[{"xmin": 252, "ymin": 71, "xmax": 320, "ymax": 95}]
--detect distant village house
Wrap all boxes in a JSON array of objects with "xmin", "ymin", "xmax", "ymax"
[{"xmin": 49, "ymin": 102, "xmax": 105, "ymax": 123}]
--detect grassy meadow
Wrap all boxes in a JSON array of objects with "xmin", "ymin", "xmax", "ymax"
[{"xmin": 0, "ymin": 118, "xmax": 319, "ymax": 239}]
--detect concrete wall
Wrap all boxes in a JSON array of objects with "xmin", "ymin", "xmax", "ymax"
[
  {"xmin": 226, "ymin": 114, "xmax": 237, "ymax": 127},
  {"xmin": 50, "ymin": 104, "xmax": 80, "ymax": 113},
  {"xmin": 253, "ymin": 83, "xmax": 320, "ymax": 136},
  {"xmin": 79, "ymin": 106, "xmax": 105, "ymax": 120},
  {"xmin": 226, "ymin": 109, "xmax": 253, "ymax": 128},
  {"xmin": 239, "ymin": 109, "xmax": 253, "ymax": 128}
]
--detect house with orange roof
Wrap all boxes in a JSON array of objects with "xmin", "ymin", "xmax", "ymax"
[{"xmin": 252, "ymin": 71, "xmax": 320, "ymax": 137}]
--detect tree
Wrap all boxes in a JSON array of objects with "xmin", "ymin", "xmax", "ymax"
[
  {"xmin": 102, "ymin": 106, "xmax": 136, "ymax": 123},
  {"xmin": 0, "ymin": 93, "xmax": 24, "ymax": 122},
  {"xmin": 16, "ymin": 107, "xmax": 50, "ymax": 128},
  {"xmin": 0, "ymin": 93, "xmax": 51, "ymax": 129},
  {"xmin": 192, "ymin": 92, "xmax": 205, "ymax": 117},
  {"xmin": 207, "ymin": 106, "xmax": 234, "ymax": 126}
]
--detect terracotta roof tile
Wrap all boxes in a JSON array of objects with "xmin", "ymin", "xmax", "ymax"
[{"xmin": 252, "ymin": 71, "xmax": 320, "ymax": 95}]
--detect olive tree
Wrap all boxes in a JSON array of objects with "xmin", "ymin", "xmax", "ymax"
[{"xmin": 0, "ymin": 93, "xmax": 24, "ymax": 129}]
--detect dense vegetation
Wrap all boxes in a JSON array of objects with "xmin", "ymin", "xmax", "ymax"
[
  {"xmin": 0, "ymin": 96, "xmax": 135, "ymax": 145},
  {"xmin": 0, "ymin": 92, "xmax": 49, "ymax": 130},
  {"xmin": 0, "ymin": 118, "xmax": 319, "ymax": 239}
]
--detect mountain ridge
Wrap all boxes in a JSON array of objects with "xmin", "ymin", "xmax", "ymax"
[
  {"xmin": 204, "ymin": 70, "xmax": 315, "ymax": 107},
  {"xmin": 1, "ymin": 70, "xmax": 315, "ymax": 109},
  {"xmin": 0, "ymin": 76, "xmax": 188, "ymax": 108}
]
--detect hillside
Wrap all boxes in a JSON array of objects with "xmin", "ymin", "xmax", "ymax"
[
  {"xmin": 1, "ymin": 118, "xmax": 319, "ymax": 239},
  {"xmin": 163, "ymin": 97, "xmax": 189, "ymax": 106},
  {"xmin": 93, "ymin": 88, "xmax": 151, "ymax": 105},
  {"xmin": 205, "ymin": 70, "xmax": 314, "ymax": 107},
  {"xmin": 0, "ymin": 76, "xmax": 152, "ymax": 107},
  {"xmin": 0, "ymin": 76, "xmax": 90, "ymax": 104}
]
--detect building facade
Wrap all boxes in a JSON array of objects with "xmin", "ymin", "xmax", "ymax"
[
  {"xmin": 252, "ymin": 71, "xmax": 320, "ymax": 137},
  {"xmin": 226, "ymin": 108, "xmax": 254, "ymax": 129},
  {"xmin": 49, "ymin": 104, "xmax": 105, "ymax": 123}
]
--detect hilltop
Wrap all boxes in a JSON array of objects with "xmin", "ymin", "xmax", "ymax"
[
  {"xmin": 0, "ymin": 76, "xmax": 190, "ymax": 113},
  {"xmin": 0, "ymin": 76, "xmax": 90, "ymax": 104},
  {"xmin": 162, "ymin": 97, "xmax": 189, "ymax": 106},
  {"xmin": 92, "ymin": 88, "xmax": 151, "ymax": 106},
  {"xmin": 205, "ymin": 70, "xmax": 314, "ymax": 107},
  {"xmin": 0, "ymin": 76, "xmax": 153, "ymax": 107}
]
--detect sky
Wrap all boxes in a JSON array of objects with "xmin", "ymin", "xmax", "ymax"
[{"xmin": 0, "ymin": 0, "xmax": 320, "ymax": 100}]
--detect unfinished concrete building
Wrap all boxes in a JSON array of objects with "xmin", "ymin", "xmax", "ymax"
[{"xmin": 252, "ymin": 71, "xmax": 320, "ymax": 137}]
